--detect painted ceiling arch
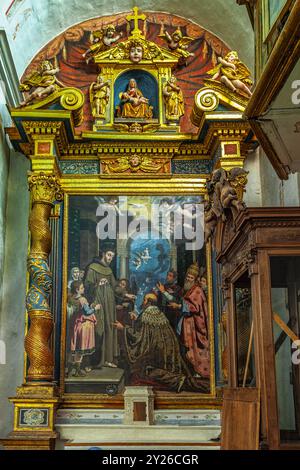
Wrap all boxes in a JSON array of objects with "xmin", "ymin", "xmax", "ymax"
[{"xmin": 2, "ymin": 0, "xmax": 253, "ymax": 76}]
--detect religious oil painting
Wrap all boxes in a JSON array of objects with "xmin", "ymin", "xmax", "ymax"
[{"xmin": 64, "ymin": 195, "xmax": 212, "ymax": 396}]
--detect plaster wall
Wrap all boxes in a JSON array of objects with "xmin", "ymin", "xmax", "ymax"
[
  {"xmin": 0, "ymin": 88, "xmax": 10, "ymax": 303},
  {"xmin": 0, "ymin": 146, "xmax": 30, "ymax": 439},
  {"xmin": 244, "ymin": 148, "xmax": 263, "ymax": 207},
  {"xmin": 258, "ymin": 148, "xmax": 300, "ymax": 207}
]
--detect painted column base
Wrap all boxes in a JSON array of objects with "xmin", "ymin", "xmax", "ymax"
[{"xmin": 2, "ymin": 384, "xmax": 61, "ymax": 450}]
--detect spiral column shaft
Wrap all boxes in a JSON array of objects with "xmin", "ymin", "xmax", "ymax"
[{"xmin": 25, "ymin": 172, "xmax": 63, "ymax": 383}]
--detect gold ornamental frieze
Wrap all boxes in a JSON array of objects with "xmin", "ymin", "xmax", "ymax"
[{"xmin": 101, "ymin": 154, "xmax": 171, "ymax": 174}]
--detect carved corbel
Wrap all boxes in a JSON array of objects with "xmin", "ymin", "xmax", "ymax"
[
  {"xmin": 204, "ymin": 167, "xmax": 248, "ymax": 243},
  {"xmin": 221, "ymin": 276, "xmax": 231, "ymax": 301},
  {"xmin": 245, "ymin": 247, "xmax": 258, "ymax": 276}
]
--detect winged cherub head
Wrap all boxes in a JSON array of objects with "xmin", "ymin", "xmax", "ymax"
[{"xmin": 128, "ymin": 39, "xmax": 144, "ymax": 63}]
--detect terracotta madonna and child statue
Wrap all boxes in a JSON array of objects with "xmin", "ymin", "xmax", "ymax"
[{"xmin": 117, "ymin": 78, "xmax": 153, "ymax": 119}]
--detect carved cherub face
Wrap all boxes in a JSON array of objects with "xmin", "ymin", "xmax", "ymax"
[
  {"xmin": 97, "ymin": 75, "xmax": 104, "ymax": 84},
  {"xmin": 212, "ymin": 169, "xmax": 222, "ymax": 182},
  {"xmin": 172, "ymin": 30, "xmax": 182, "ymax": 42},
  {"xmin": 129, "ymin": 45, "xmax": 143, "ymax": 63},
  {"xmin": 226, "ymin": 51, "xmax": 238, "ymax": 63},
  {"xmin": 129, "ymin": 155, "xmax": 141, "ymax": 167},
  {"xmin": 41, "ymin": 60, "xmax": 51, "ymax": 72}
]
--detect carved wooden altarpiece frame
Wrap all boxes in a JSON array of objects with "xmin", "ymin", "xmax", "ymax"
[{"xmin": 2, "ymin": 8, "xmax": 258, "ymax": 449}]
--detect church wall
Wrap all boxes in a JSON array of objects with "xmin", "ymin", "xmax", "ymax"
[
  {"xmin": 259, "ymin": 149, "xmax": 281, "ymax": 206},
  {"xmin": 0, "ymin": 147, "xmax": 30, "ymax": 440},
  {"xmin": 0, "ymin": 94, "xmax": 10, "ymax": 441},
  {"xmin": 243, "ymin": 143, "xmax": 300, "ymax": 209},
  {"xmin": 0, "ymin": 88, "xmax": 10, "ymax": 307},
  {"xmin": 258, "ymin": 147, "xmax": 300, "ymax": 207},
  {"xmin": 0, "ymin": 25, "xmax": 30, "ymax": 440},
  {"xmin": 243, "ymin": 148, "xmax": 263, "ymax": 207},
  {"xmin": 282, "ymin": 173, "xmax": 300, "ymax": 207}
]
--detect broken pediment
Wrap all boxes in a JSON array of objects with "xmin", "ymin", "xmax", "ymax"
[{"xmin": 192, "ymin": 79, "xmax": 250, "ymax": 128}]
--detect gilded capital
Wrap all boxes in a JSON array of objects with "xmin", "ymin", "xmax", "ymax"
[{"xmin": 28, "ymin": 172, "xmax": 63, "ymax": 205}]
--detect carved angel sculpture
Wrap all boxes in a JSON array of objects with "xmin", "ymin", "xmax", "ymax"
[
  {"xmin": 207, "ymin": 50, "xmax": 253, "ymax": 98},
  {"xmin": 204, "ymin": 167, "xmax": 247, "ymax": 241},
  {"xmin": 89, "ymin": 75, "xmax": 110, "ymax": 118},
  {"xmin": 82, "ymin": 24, "xmax": 123, "ymax": 62},
  {"xmin": 160, "ymin": 29, "xmax": 194, "ymax": 61},
  {"xmin": 163, "ymin": 75, "xmax": 184, "ymax": 121},
  {"xmin": 204, "ymin": 200, "xmax": 218, "ymax": 243},
  {"xmin": 212, "ymin": 168, "xmax": 245, "ymax": 220},
  {"xmin": 19, "ymin": 60, "xmax": 64, "ymax": 107}
]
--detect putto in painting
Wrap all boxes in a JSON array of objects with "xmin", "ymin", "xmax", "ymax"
[{"xmin": 64, "ymin": 195, "xmax": 211, "ymax": 395}]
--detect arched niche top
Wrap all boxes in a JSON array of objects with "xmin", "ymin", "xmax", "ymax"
[{"xmin": 114, "ymin": 70, "xmax": 159, "ymax": 120}]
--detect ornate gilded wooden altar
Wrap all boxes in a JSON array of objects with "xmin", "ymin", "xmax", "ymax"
[{"xmin": 2, "ymin": 8, "xmax": 256, "ymax": 450}]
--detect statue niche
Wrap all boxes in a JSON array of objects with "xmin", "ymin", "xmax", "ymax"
[
  {"xmin": 87, "ymin": 7, "xmax": 185, "ymax": 133},
  {"xmin": 114, "ymin": 70, "xmax": 158, "ymax": 122}
]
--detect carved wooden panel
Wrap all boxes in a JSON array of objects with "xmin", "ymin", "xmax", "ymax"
[{"xmin": 221, "ymin": 387, "xmax": 260, "ymax": 450}]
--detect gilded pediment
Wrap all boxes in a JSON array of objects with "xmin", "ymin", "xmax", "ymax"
[{"xmin": 92, "ymin": 37, "xmax": 180, "ymax": 66}]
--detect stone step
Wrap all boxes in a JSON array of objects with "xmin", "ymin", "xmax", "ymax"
[{"xmin": 55, "ymin": 408, "xmax": 221, "ymax": 450}]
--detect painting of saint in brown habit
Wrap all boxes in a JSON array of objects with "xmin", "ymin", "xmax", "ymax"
[{"xmin": 65, "ymin": 195, "xmax": 210, "ymax": 395}]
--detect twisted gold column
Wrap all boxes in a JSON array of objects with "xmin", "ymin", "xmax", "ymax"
[{"xmin": 25, "ymin": 173, "xmax": 63, "ymax": 383}]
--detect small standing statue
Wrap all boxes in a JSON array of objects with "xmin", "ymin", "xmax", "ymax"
[
  {"xmin": 89, "ymin": 75, "xmax": 110, "ymax": 118},
  {"xmin": 163, "ymin": 75, "xmax": 184, "ymax": 121},
  {"xmin": 207, "ymin": 50, "xmax": 253, "ymax": 98},
  {"xmin": 82, "ymin": 24, "xmax": 123, "ymax": 62},
  {"xmin": 160, "ymin": 28, "xmax": 194, "ymax": 62},
  {"xmin": 19, "ymin": 60, "xmax": 64, "ymax": 107}
]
